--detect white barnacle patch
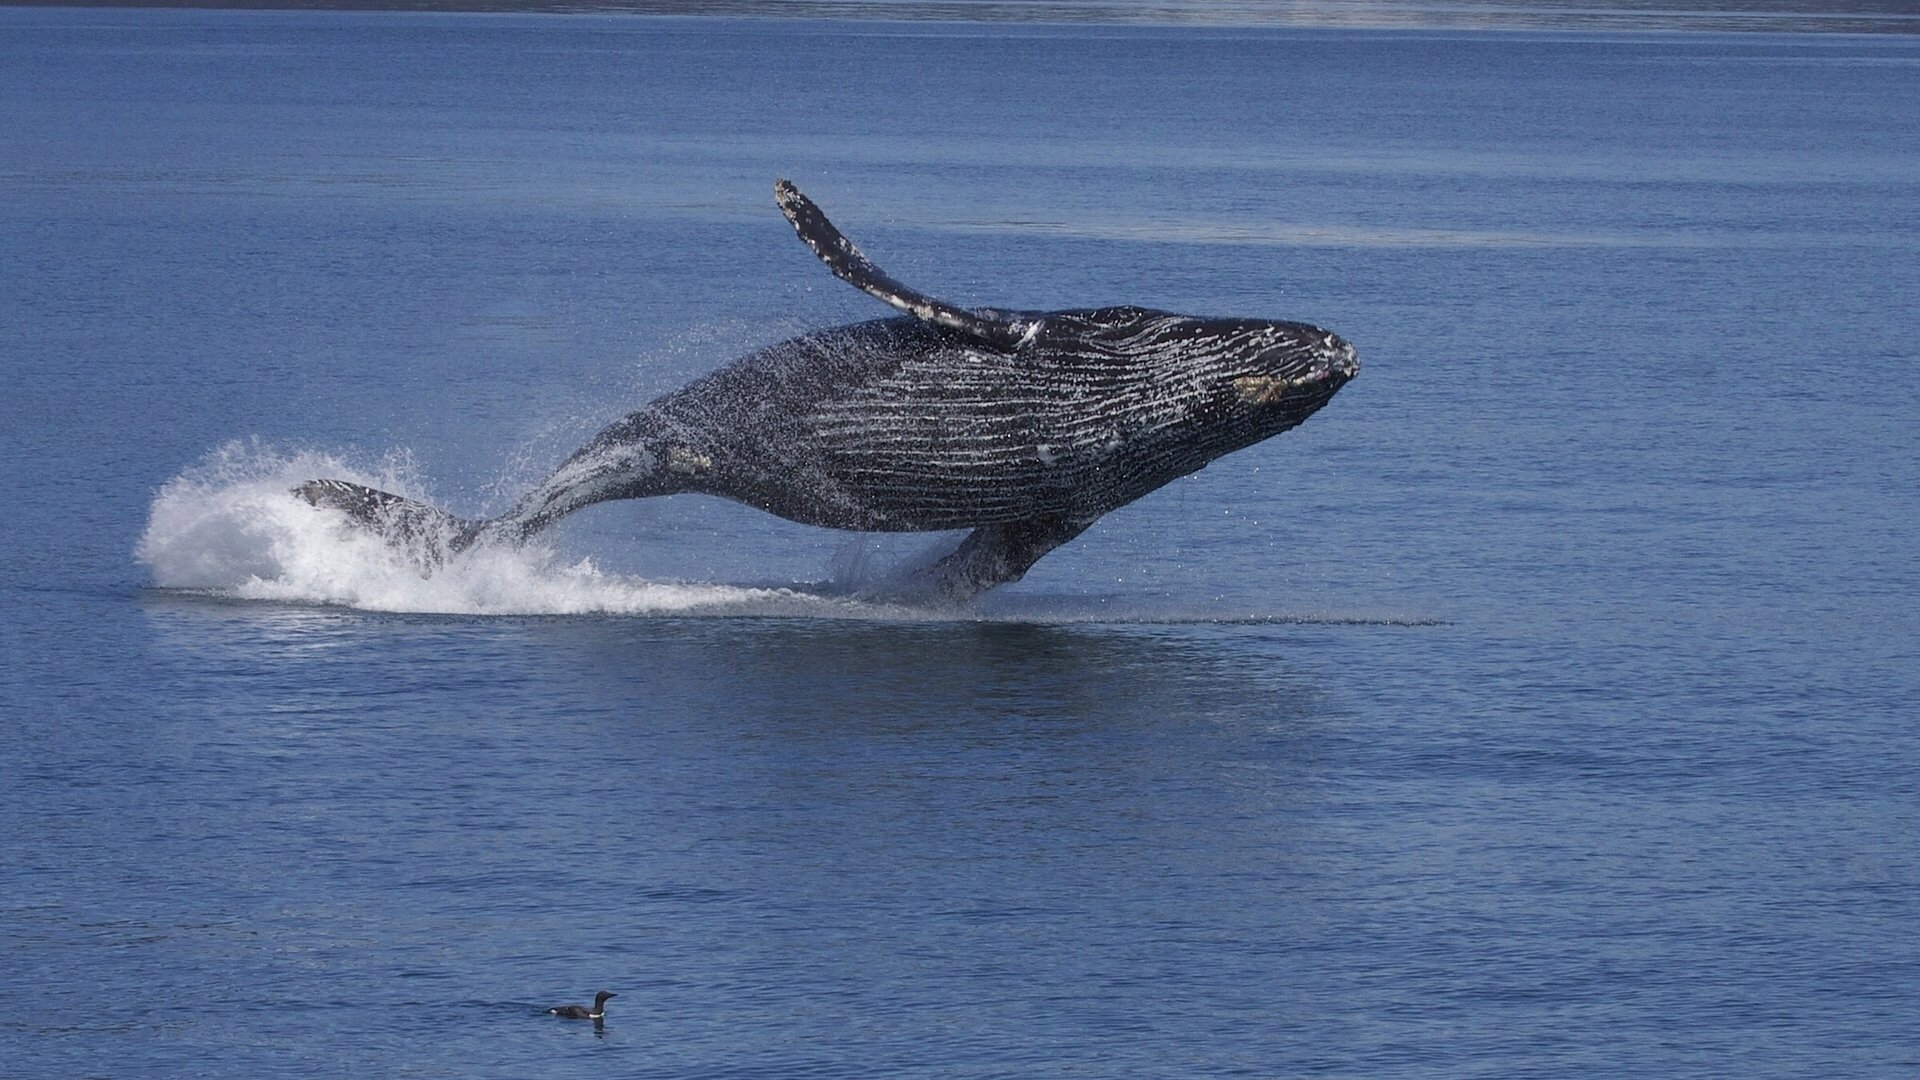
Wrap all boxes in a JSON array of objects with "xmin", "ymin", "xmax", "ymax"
[
  {"xmin": 1234, "ymin": 374, "xmax": 1294, "ymax": 404},
  {"xmin": 667, "ymin": 446, "xmax": 712, "ymax": 475}
]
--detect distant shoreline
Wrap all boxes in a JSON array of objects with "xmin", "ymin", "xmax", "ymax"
[{"xmin": 4, "ymin": 0, "xmax": 1918, "ymax": 36}]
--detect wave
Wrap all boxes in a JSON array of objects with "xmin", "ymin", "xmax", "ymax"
[{"xmin": 136, "ymin": 440, "xmax": 1440, "ymax": 625}]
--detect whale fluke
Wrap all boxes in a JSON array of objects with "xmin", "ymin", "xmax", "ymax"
[{"xmin": 294, "ymin": 479, "xmax": 482, "ymax": 563}]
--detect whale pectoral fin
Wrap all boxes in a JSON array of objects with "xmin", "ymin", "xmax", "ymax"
[
  {"xmin": 775, "ymin": 178, "xmax": 1037, "ymax": 352},
  {"xmin": 906, "ymin": 515, "xmax": 1094, "ymax": 603},
  {"xmin": 293, "ymin": 479, "xmax": 484, "ymax": 565}
]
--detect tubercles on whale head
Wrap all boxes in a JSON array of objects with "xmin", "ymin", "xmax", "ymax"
[{"xmin": 1316, "ymin": 331, "xmax": 1360, "ymax": 379}]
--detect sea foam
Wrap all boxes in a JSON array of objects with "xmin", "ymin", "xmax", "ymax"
[{"xmin": 134, "ymin": 440, "xmax": 853, "ymax": 617}]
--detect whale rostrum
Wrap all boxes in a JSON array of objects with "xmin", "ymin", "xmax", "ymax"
[{"xmin": 296, "ymin": 179, "xmax": 1358, "ymax": 601}]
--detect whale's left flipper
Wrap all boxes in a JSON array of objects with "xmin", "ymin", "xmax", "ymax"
[
  {"xmin": 775, "ymin": 178, "xmax": 1038, "ymax": 351},
  {"xmin": 294, "ymin": 479, "xmax": 483, "ymax": 563},
  {"xmin": 892, "ymin": 515, "xmax": 1094, "ymax": 603}
]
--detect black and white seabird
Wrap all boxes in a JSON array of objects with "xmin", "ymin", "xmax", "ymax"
[{"xmin": 547, "ymin": 990, "xmax": 616, "ymax": 1020}]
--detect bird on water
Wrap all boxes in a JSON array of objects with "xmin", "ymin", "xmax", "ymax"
[{"xmin": 547, "ymin": 990, "xmax": 616, "ymax": 1020}]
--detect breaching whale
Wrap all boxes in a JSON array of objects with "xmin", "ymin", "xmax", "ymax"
[{"xmin": 296, "ymin": 180, "xmax": 1358, "ymax": 601}]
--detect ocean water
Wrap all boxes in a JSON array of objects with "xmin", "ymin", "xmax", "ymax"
[{"xmin": 4, "ymin": 7, "xmax": 1919, "ymax": 1076}]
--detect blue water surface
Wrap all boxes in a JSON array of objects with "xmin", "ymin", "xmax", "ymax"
[{"xmin": 3, "ymin": 8, "xmax": 1918, "ymax": 1076}]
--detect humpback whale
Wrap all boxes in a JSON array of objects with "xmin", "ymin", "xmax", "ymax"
[{"xmin": 297, "ymin": 180, "xmax": 1358, "ymax": 601}]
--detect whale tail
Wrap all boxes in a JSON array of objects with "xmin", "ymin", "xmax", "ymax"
[{"xmin": 293, "ymin": 479, "xmax": 489, "ymax": 567}]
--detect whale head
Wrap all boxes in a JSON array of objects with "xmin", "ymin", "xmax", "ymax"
[
  {"xmin": 1043, "ymin": 306, "xmax": 1358, "ymax": 456},
  {"xmin": 1213, "ymin": 317, "xmax": 1360, "ymax": 430}
]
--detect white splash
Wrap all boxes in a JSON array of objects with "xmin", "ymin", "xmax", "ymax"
[{"xmin": 134, "ymin": 440, "xmax": 843, "ymax": 617}]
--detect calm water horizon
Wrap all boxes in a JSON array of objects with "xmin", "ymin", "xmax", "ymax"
[
  {"xmin": 3, "ymin": 6, "xmax": 1917, "ymax": 1076},
  {"xmin": 8, "ymin": 0, "xmax": 1920, "ymax": 37}
]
